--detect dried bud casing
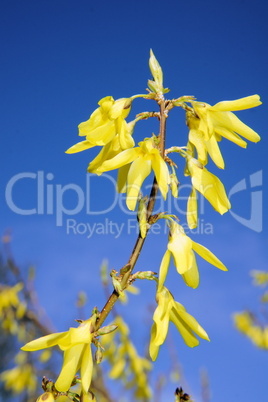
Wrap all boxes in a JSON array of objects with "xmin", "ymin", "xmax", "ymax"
[{"xmin": 95, "ymin": 347, "xmax": 103, "ymax": 364}]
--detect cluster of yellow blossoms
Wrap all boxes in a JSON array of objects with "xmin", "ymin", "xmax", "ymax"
[
  {"xmin": 20, "ymin": 51, "xmax": 261, "ymax": 400},
  {"xmin": 233, "ymin": 311, "xmax": 268, "ymax": 349},
  {"xmin": 66, "ymin": 90, "xmax": 261, "ymax": 219},
  {"xmin": 233, "ymin": 270, "xmax": 268, "ymax": 350},
  {"xmin": 0, "ymin": 351, "xmax": 37, "ymax": 394},
  {"xmin": 0, "ymin": 283, "xmax": 26, "ymax": 336},
  {"xmin": 101, "ymin": 316, "xmax": 152, "ymax": 399}
]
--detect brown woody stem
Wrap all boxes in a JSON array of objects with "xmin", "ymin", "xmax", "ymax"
[{"xmin": 96, "ymin": 96, "xmax": 167, "ymax": 330}]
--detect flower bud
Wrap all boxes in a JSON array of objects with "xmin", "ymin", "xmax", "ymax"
[
  {"xmin": 36, "ymin": 392, "xmax": 55, "ymax": 402},
  {"xmin": 137, "ymin": 196, "xmax": 148, "ymax": 238},
  {"xmin": 96, "ymin": 324, "xmax": 118, "ymax": 336},
  {"xmin": 135, "ymin": 271, "xmax": 157, "ymax": 280},
  {"xmin": 149, "ymin": 49, "xmax": 163, "ymax": 92},
  {"xmin": 95, "ymin": 346, "xmax": 103, "ymax": 364}
]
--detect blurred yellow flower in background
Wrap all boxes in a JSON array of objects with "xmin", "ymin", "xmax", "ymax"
[
  {"xmin": 233, "ymin": 311, "xmax": 268, "ymax": 350},
  {"xmin": 0, "ymin": 352, "xmax": 37, "ymax": 394},
  {"xmin": 0, "ymin": 283, "xmax": 23, "ymax": 314}
]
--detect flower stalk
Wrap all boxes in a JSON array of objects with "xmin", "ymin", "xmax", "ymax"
[{"xmin": 95, "ymin": 97, "xmax": 168, "ymax": 330}]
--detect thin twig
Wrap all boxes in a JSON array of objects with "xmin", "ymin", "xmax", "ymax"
[{"xmin": 96, "ymin": 97, "xmax": 167, "ymax": 330}]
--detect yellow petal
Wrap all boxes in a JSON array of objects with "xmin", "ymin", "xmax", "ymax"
[
  {"xmin": 21, "ymin": 332, "xmax": 67, "ymax": 351},
  {"xmin": 214, "ymin": 126, "xmax": 247, "ymax": 148},
  {"xmin": 126, "ymin": 156, "xmax": 152, "ymax": 210},
  {"xmin": 149, "ymin": 323, "xmax": 160, "ymax": 361},
  {"xmin": 188, "ymin": 160, "xmax": 231, "ymax": 214},
  {"xmin": 192, "ymin": 102, "xmax": 214, "ymax": 139},
  {"xmin": 151, "ymin": 153, "xmax": 170, "ymax": 199},
  {"xmin": 97, "ymin": 148, "xmax": 138, "ymax": 173},
  {"xmin": 55, "ymin": 344, "xmax": 84, "ymax": 392},
  {"xmin": 98, "ymin": 96, "xmax": 114, "ymax": 112},
  {"xmin": 80, "ymin": 344, "xmax": 93, "ymax": 393},
  {"xmin": 154, "ymin": 287, "xmax": 172, "ymax": 323},
  {"xmin": 181, "ymin": 257, "xmax": 199, "ymax": 289},
  {"xmin": 117, "ymin": 164, "xmax": 130, "ymax": 193},
  {"xmin": 109, "ymin": 98, "xmax": 132, "ymax": 120},
  {"xmin": 66, "ymin": 140, "xmax": 94, "ymax": 154},
  {"xmin": 153, "ymin": 308, "xmax": 170, "ymax": 346},
  {"xmin": 58, "ymin": 322, "xmax": 92, "ymax": 350},
  {"xmin": 169, "ymin": 308, "xmax": 200, "ymax": 347},
  {"xmin": 87, "ymin": 135, "xmax": 121, "ymax": 173},
  {"xmin": 158, "ymin": 250, "xmax": 171, "ymax": 292},
  {"xmin": 187, "ymin": 187, "xmax": 198, "ymax": 229},
  {"xmin": 192, "ymin": 241, "xmax": 228, "ymax": 271},
  {"xmin": 78, "ymin": 108, "xmax": 105, "ymax": 136},
  {"xmin": 168, "ymin": 223, "xmax": 194, "ymax": 274},
  {"xmin": 211, "ymin": 95, "xmax": 261, "ymax": 112},
  {"xmin": 211, "ymin": 111, "xmax": 260, "ymax": 143},
  {"xmin": 189, "ymin": 128, "xmax": 208, "ymax": 166},
  {"xmin": 117, "ymin": 117, "xmax": 135, "ymax": 150},
  {"xmin": 205, "ymin": 135, "xmax": 225, "ymax": 169},
  {"xmin": 175, "ymin": 304, "xmax": 210, "ymax": 341},
  {"xmin": 85, "ymin": 121, "xmax": 116, "ymax": 146},
  {"xmin": 153, "ymin": 288, "xmax": 172, "ymax": 345}
]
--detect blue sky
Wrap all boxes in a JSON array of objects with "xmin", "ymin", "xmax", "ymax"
[{"xmin": 1, "ymin": 0, "xmax": 268, "ymax": 400}]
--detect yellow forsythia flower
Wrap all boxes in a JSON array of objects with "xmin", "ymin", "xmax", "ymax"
[
  {"xmin": 187, "ymin": 95, "xmax": 261, "ymax": 168},
  {"xmin": 187, "ymin": 187, "xmax": 198, "ymax": 229},
  {"xmin": 187, "ymin": 157, "xmax": 231, "ymax": 215},
  {"xmin": 66, "ymin": 96, "xmax": 132, "ymax": 153},
  {"xmin": 0, "ymin": 283, "xmax": 23, "ymax": 314},
  {"xmin": 149, "ymin": 287, "xmax": 209, "ymax": 360},
  {"xmin": 251, "ymin": 270, "xmax": 268, "ymax": 287},
  {"xmin": 159, "ymin": 221, "xmax": 227, "ymax": 289},
  {"xmin": 21, "ymin": 314, "xmax": 97, "ymax": 393},
  {"xmin": 94, "ymin": 137, "xmax": 170, "ymax": 210},
  {"xmin": 0, "ymin": 363, "xmax": 37, "ymax": 394},
  {"xmin": 87, "ymin": 118, "xmax": 139, "ymax": 175}
]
